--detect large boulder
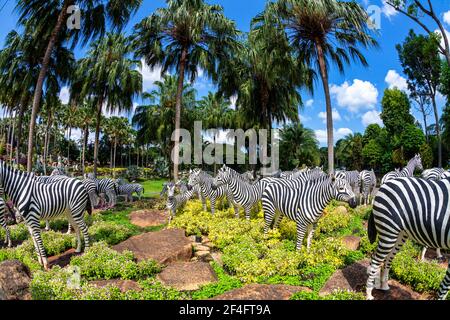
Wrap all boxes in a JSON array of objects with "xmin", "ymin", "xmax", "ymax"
[
  {"xmin": 129, "ymin": 210, "xmax": 168, "ymax": 228},
  {"xmin": 211, "ymin": 284, "xmax": 311, "ymax": 300},
  {"xmin": 113, "ymin": 228, "xmax": 192, "ymax": 265},
  {"xmin": 157, "ymin": 262, "xmax": 217, "ymax": 291},
  {"xmin": 319, "ymin": 259, "xmax": 429, "ymax": 300},
  {"xmin": 341, "ymin": 236, "xmax": 361, "ymax": 251},
  {"xmin": 0, "ymin": 260, "xmax": 32, "ymax": 300}
]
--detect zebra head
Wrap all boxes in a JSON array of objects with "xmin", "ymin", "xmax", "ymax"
[
  {"xmin": 167, "ymin": 182, "xmax": 176, "ymax": 201},
  {"xmin": 414, "ymin": 154, "xmax": 423, "ymax": 171},
  {"xmin": 212, "ymin": 165, "xmax": 231, "ymax": 190},
  {"xmin": 333, "ymin": 177, "xmax": 357, "ymax": 208},
  {"xmin": 187, "ymin": 168, "xmax": 202, "ymax": 191},
  {"xmin": 160, "ymin": 183, "xmax": 169, "ymax": 197}
]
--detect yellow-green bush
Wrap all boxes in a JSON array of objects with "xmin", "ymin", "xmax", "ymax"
[{"xmin": 316, "ymin": 207, "xmax": 351, "ymax": 234}]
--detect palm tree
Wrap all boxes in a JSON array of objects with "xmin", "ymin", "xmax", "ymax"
[
  {"xmin": 16, "ymin": 0, "xmax": 142, "ymax": 172},
  {"xmin": 72, "ymin": 33, "xmax": 142, "ymax": 177},
  {"xmin": 279, "ymin": 123, "xmax": 320, "ymax": 169},
  {"xmin": 199, "ymin": 92, "xmax": 235, "ymax": 175},
  {"xmin": 74, "ymin": 100, "xmax": 96, "ymax": 174},
  {"xmin": 261, "ymin": 0, "xmax": 378, "ymax": 174},
  {"xmin": 133, "ymin": 0, "xmax": 240, "ymax": 181},
  {"xmin": 132, "ymin": 75, "xmax": 196, "ymax": 179}
]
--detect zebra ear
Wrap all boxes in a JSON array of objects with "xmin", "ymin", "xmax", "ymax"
[{"xmin": 330, "ymin": 173, "xmax": 336, "ymax": 183}]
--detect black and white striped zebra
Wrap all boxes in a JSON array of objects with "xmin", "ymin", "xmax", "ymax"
[
  {"xmin": 381, "ymin": 154, "xmax": 423, "ymax": 184},
  {"xmin": 166, "ymin": 182, "xmax": 195, "ymax": 222},
  {"xmin": 188, "ymin": 169, "xmax": 236, "ymax": 215},
  {"xmin": 366, "ymin": 176, "xmax": 450, "ymax": 300},
  {"xmin": 359, "ymin": 169, "xmax": 377, "ymax": 206},
  {"xmin": 335, "ymin": 170, "xmax": 360, "ymax": 196},
  {"xmin": 262, "ymin": 176, "xmax": 357, "ymax": 250},
  {"xmin": 0, "ymin": 161, "xmax": 91, "ymax": 269},
  {"xmin": 86, "ymin": 174, "xmax": 117, "ymax": 208},
  {"xmin": 117, "ymin": 183, "xmax": 144, "ymax": 202},
  {"xmin": 422, "ymin": 168, "xmax": 450, "ymax": 181},
  {"xmin": 0, "ymin": 196, "xmax": 10, "ymax": 248},
  {"xmin": 212, "ymin": 165, "xmax": 279, "ymax": 219}
]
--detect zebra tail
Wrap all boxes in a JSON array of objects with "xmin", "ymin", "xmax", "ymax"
[{"xmin": 367, "ymin": 211, "xmax": 377, "ymax": 244}]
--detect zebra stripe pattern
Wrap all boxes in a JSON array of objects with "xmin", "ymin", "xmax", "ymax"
[
  {"xmin": 366, "ymin": 177, "xmax": 450, "ymax": 300},
  {"xmin": 166, "ymin": 182, "xmax": 195, "ymax": 221},
  {"xmin": 381, "ymin": 154, "xmax": 423, "ymax": 184},
  {"xmin": 0, "ymin": 190, "xmax": 11, "ymax": 247},
  {"xmin": 87, "ymin": 174, "xmax": 117, "ymax": 208},
  {"xmin": 0, "ymin": 161, "xmax": 91, "ymax": 269},
  {"xmin": 188, "ymin": 169, "xmax": 236, "ymax": 215},
  {"xmin": 422, "ymin": 168, "xmax": 450, "ymax": 181},
  {"xmin": 359, "ymin": 169, "xmax": 376, "ymax": 205},
  {"xmin": 213, "ymin": 165, "xmax": 279, "ymax": 219},
  {"xmin": 117, "ymin": 183, "xmax": 144, "ymax": 202},
  {"xmin": 262, "ymin": 176, "xmax": 357, "ymax": 250}
]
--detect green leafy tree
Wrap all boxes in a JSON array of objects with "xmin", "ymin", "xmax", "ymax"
[
  {"xmin": 419, "ymin": 143, "xmax": 433, "ymax": 169},
  {"xmin": 259, "ymin": 0, "xmax": 378, "ymax": 174},
  {"xmin": 133, "ymin": 0, "xmax": 240, "ymax": 181},
  {"xmin": 380, "ymin": 88, "xmax": 414, "ymax": 136},
  {"xmin": 72, "ymin": 33, "xmax": 142, "ymax": 177},
  {"xmin": 397, "ymin": 30, "xmax": 442, "ymax": 166}
]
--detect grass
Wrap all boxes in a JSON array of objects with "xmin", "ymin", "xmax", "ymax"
[{"xmin": 140, "ymin": 179, "xmax": 167, "ymax": 198}]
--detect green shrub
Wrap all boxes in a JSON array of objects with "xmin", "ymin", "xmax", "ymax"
[
  {"xmin": 297, "ymin": 264, "xmax": 336, "ymax": 292},
  {"xmin": 290, "ymin": 289, "xmax": 364, "ymax": 300},
  {"xmin": 278, "ymin": 219, "xmax": 296, "ymax": 241},
  {"xmin": 31, "ymin": 266, "xmax": 79, "ymax": 300},
  {"xmin": 391, "ymin": 241, "xmax": 445, "ymax": 293},
  {"xmin": 70, "ymin": 242, "xmax": 160, "ymax": 280},
  {"xmin": 297, "ymin": 238, "xmax": 348, "ymax": 269},
  {"xmin": 88, "ymin": 221, "xmax": 134, "ymax": 245},
  {"xmin": 0, "ymin": 223, "xmax": 29, "ymax": 242},
  {"xmin": 316, "ymin": 207, "xmax": 351, "ymax": 235}
]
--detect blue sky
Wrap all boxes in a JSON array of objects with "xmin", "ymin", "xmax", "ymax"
[{"xmin": 0, "ymin": 0, "xmax": 449, "ymax": 146}]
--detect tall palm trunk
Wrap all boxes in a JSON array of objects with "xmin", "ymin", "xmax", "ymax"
[
  {"xmin": 67, "ymin": 126, "xmax": 72, "ymax": 161},
  {"xmin": 9, "ymin": 113, "xmax": 15, "ymax": 166},
  {"xmin": 113, "ymin": 137, "xmax": 117, "ymax": 178},
  {"xmin": 93, "ymin": 98, "xmax": 103, "ymax": 177},
  {"xmin": 27, "ymin": 0, "xmax": 73, "ymax": 172},
  {"xmin": 316, "ymin": 41, "xmax": 334, "ymax": 175},
  {"xmin": 43, "ymin": 117, "xmax": 52, "ymax": 176},
  {"xmin": 82, "ymin": 125, "xmax": 88, "ymax": 174},
  {"xmin": 431, "ymin": 95, "xmax": 442, "ymax": 167},
  {"xmin": 173, "ymin": 47, "xmax": 188, "ymax": 182}
]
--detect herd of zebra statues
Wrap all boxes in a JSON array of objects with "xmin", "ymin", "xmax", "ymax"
[
  {"xmin": 161, "ymin": 154, "xmax": 450, "ymax": 300},
  {"xmin": 0, "ymin": 162, "xmax": 144, "ymax": 270}
]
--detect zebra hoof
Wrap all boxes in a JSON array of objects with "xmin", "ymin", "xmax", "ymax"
[
  {"xmin": 437, "ymin": 257, "xmax": 446, "ymax": 263},
  {"xmin": 375, "ymin": 282, "xmax": 390, "ymax": 291}
]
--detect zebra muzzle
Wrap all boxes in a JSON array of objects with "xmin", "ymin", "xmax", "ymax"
[{"xmin": 348, "ymin": 198, "xmax": 357, "ymax": 209}]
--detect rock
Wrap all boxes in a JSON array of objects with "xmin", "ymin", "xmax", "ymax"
[
  {"xmin": 129, "ymin": 210, "xmax": 168, "ymax": 228},
  {"xmin": 157, "ymin": 262, "xmax": 217, "ymax": 291},
  {"xmin": 203, "ymin": 241, "xmax": 215, "ymax": 249},
  {"xmin": 334, "ymin": 206, "xmax": 348, "ymax": 215},
  {"xmin": 201, "ymin": 237, "xmax": 210, "ymax": 244},
  {"xmin": 341, "ymin": 236, "xmax": 361, "ymax": 251},
  {"xmin": 113, "ymin": 229, "xmax": 192, "ymax": 265},
  {"xmin": 48, "ymin": 249, "xmax": 81, "ymax": 268},
  {"xmin": 211, "ymin": 252, "xmax": 223, "ymax": 267},
  {"xmin": 0, "ymin": 260, "xmax": 31, "ymax": 300},
  {"xmin": 319, "ymin": 259, "xmax": 429, "ymax": 300},
  {"xmin": 212, "ymin": 284, "xmax": 311, "ymax": 300},
  {"xmin": 195, "ymin": 251, "xmax": 213, "ymax": 262},
  {"xmin": 194, "ymin": 244, "xmax": 210, "ymax": 252},
  {"xmin": 90, "ymin": 280, "xmax": 141, "ymax": 293}
]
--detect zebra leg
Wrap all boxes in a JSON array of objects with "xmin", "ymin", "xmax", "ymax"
[
  {"xmin": 378, "ymin": 233, "xmax": 407, "ymax": 291},
  {"xmin": 366, "ymin": 233, "xmax": 399, "ymax": 300},
  {"xmin": 437, "ymin": 264, "xmax": 450, "ymax": 300},
  {"xmin": 129, "ymin": 193, "xmax": 134, "ymax": 203},
  {"xmin": 201, "ymin": 196, "xmax": 207, "ymax": 212},
  {"xmin": 27, "ymin": 223, "xmax": 48, "ymax": 269},
  {"xmin": 273, "ymin": 212, "xmax": 283, "ymax": 229},
  {"xmin": 210, "ymin": 198, "xmax": 216, "ymax": 215},
  {"xmin": 0, "ymin": 212, "xmax": 11, "ymax": 247},
  {"xmin": 244, "ymin": 207, "xmax": 251, "ymax": 220},
  {"xmin": 295, "ymin": 221, "xmax": 309, "ymax": 251},
  {"xmin": 420, "ymin": 247, "xmax": 428, "ymax": 261},
  {"xmin": 234, "ymin": 206, "xmax": 239, "ymax": 219},
  {"xmin": 306, "ymin": 223, "xmax": 318, "ymax": 251},
  {"xmin": 45, "ymin": 220, "xmax": 50, "ymax": 231},
  {"xmin": 66, "ymin": 223, "xmax": 73, "ymax": 235},
  {"xmin": 436, "ymin": 248, "xmax": 444, "ymax": 261}
]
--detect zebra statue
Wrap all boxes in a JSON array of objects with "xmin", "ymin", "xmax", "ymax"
[
  {"xmin": 262, "ymin": 175, "xmax": 357, "ymax": 250},
  {"xmin": 187, "ymin": 169, "xmax": 236, "ymax": 215},
  {"xmin": 359, "ymin": 169, "xmax": 377, "ymax": 206},
  {"xmin": 212, "ymin": 165, "xmax": 280, "ymax": 220},
  {"xmin": 86, "ymin": 173, "xmax": 117, "ymax": 208},
  {"xmin": 0, "ymin": 161, "xmax": 91, "ymax": 269},
  {"xmin": 117, "ymin": 183, "xmax": 144, "ymax": 203},
  {"xmin": 283, "ymin": 167, "xmax": 324, "ymax": 181},
  {"xmin": 366, "ymin": 176, "xmax": 450, "ymax": 300},
  {"xmin": 0, "ymin": 179, "xmax": 11, "ymax": 247},
  {"xmin": 335, "ymin": 170, "xmax": 360, "ymax": 196},
  {"xmin": 166, "ymin": 182, "xmax": 195, "ymax": 222},
  {"xmin": 422, "ymin": 168, "xmax": 450, "ymax": 181},
  {"xmin": 381, "ymin": 154, "xmax": 423, "ymax": 184}
]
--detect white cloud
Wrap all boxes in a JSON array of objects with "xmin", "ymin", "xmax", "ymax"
[
  {"xmin": 318, "ymin": 108, "xmax": 341, "ymax": 124},
  {"xmin": 330, "ymin": 79, "xmax": 378, "ymax": 113},
  {"xmin": 305, "ymin": 99, "xmax": 314, "ymax": 107},
  {"xmin": 444, "ymin": 11, "xmax": 450, "ymax": 26},
  {"xmin": 59, "ymin": 87, "xmax": 70, "ymax": 104},
  {"xmin": 299, "ymin": 114, "xmax": 311, "ymax": 123},
  {"xmin": 385, "ymin": 70, "xmax": 408, "ymax": 92},
  {"xmin": 362, "ymin": 110, "xmax": 383, "ymax": 127},
  {"xmin": 381, "ymin": 0, "xmax": 398, "ymax": 18},
  {"xmin": 137, "ymin": 59, "xmax": 164, "ymax": 92},
  {"xmin": 229, "ymin": 94, "xmax": 238, "ymax": 110},
  {"xmin": 314, "ymin": 128, "xmax": 353, "ymax": 144}
]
